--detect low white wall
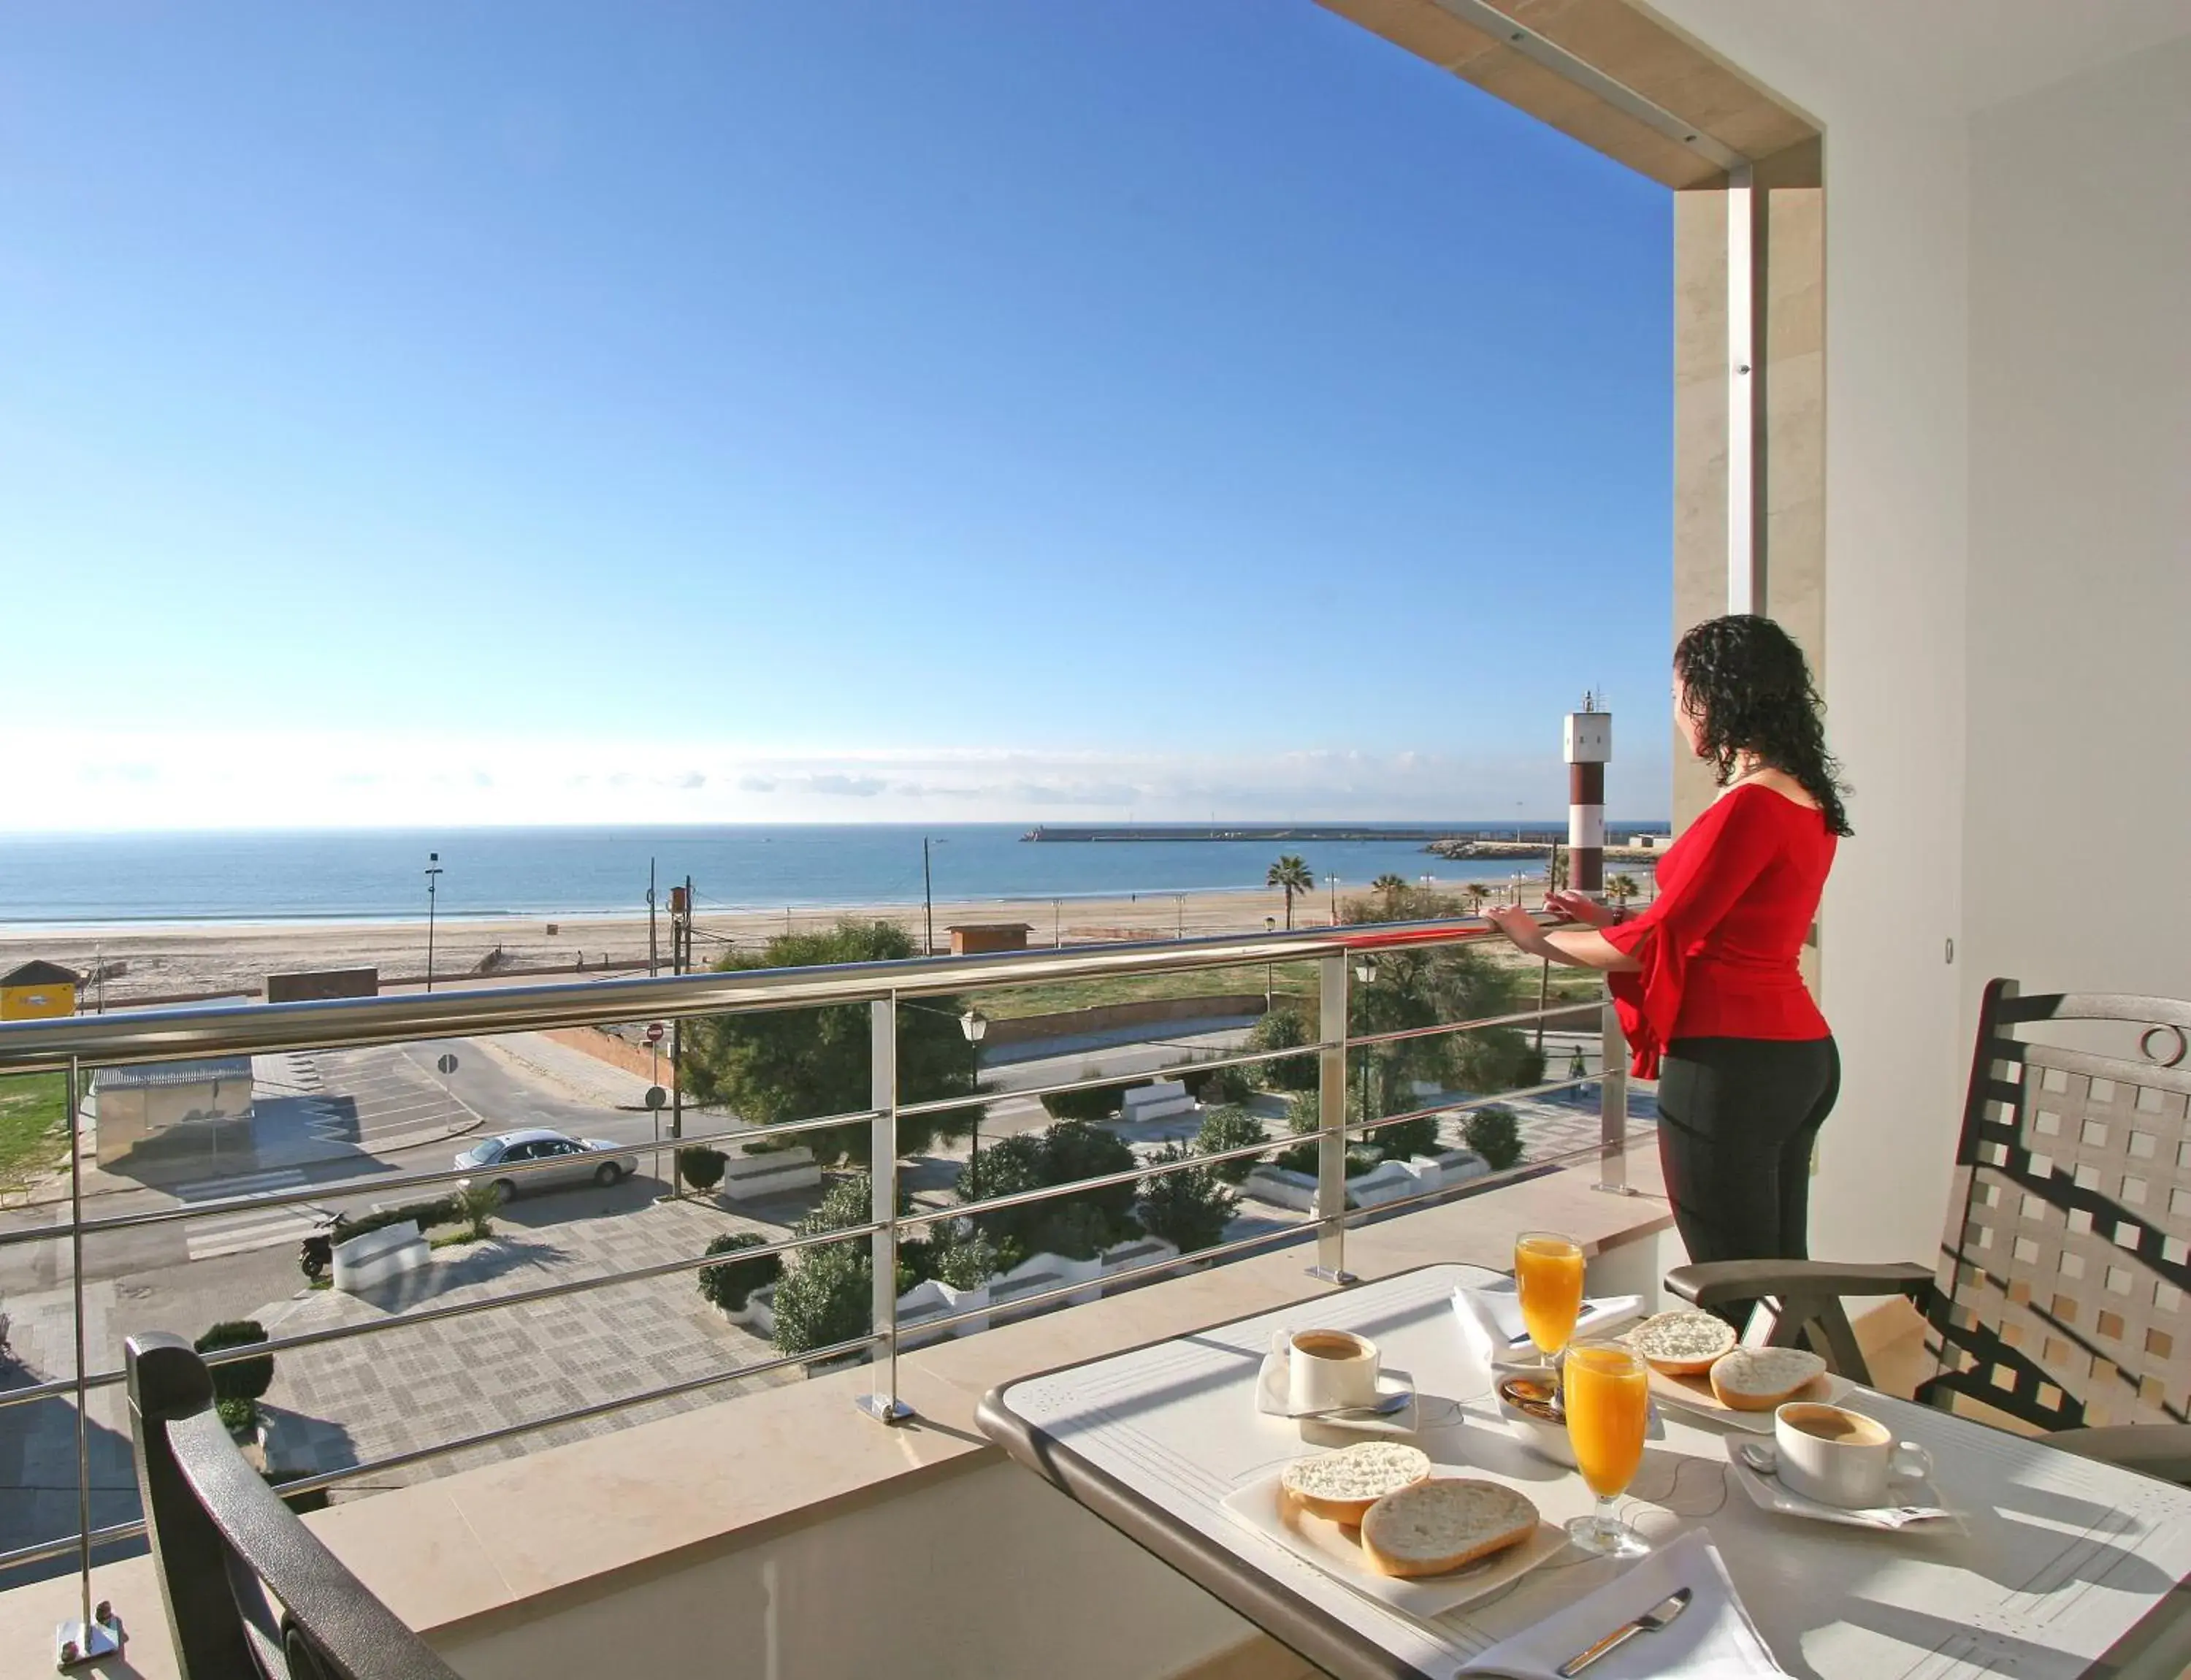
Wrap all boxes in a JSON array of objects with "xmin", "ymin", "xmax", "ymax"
[{"xmin": 433, "ymin": 1459, "xmax": 1262, "ymax": 1680}]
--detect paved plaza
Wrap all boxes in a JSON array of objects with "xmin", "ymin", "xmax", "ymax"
[{"xmin": 250, "ymin": 1188, "xmax": 807, "ymax": 1497}]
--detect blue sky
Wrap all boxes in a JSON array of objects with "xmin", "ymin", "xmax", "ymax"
[{"xmin": 0, "ymin": 2, "xmax": 1670, "ymax": 830}]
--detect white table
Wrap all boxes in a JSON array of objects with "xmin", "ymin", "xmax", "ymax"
[{"xmin": 976, "ymin": 1264, "xmax": 2191, "ymax": 1678}]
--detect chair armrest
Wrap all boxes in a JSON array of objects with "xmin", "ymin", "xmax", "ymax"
[
  {"xmin": 1665, "ymin": 1260, "xmax": 1933, "ymax": 1310},
  {"xmin": 2047, "ymin": 1424, "xmax": 2191, "ymax": 1486}
]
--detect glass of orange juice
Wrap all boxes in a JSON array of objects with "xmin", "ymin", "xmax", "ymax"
[
  {"xmin": 1561, "ymin": 1340, "xmax": 1652, "ymax": 1557},
  {"xmin": 1513, "ymin": 1231, "xmax": 1586, "ymax": 1367}
]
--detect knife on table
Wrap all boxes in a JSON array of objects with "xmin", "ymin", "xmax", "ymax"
[{"xmin": 1555, "ymin": 1587, "xmax": 1692, "ymax": 1677}]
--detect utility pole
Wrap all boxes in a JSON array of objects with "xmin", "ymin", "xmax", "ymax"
[
  {"xmin": 922, "ymin": 836, "xmax": 935, "ymax": 956},
  {"xmin": 647, "ymin": 859, "xmax": 659, "ymax": 980},
  {"xmin": 424, "ymin": 852, "xmax": 443, "ymax": 992}
]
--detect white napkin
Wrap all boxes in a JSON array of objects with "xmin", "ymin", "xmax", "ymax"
[
  {"xmin": 1458, "ymin": 1530, "xmax": 1788, "ymax": 1679},
  {"xmin": 1453, "ymin": 1283, "xmax": 1645, "ymax": 1368}
]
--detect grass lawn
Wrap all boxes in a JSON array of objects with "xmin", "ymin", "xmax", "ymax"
[
  {"xmin": 0, "ymin": 1070, "xmax": 71, "ymax": 1189},
  {"xmin": 976, "ymin": 962, "xmax": 1320, "ymax": 1020}
]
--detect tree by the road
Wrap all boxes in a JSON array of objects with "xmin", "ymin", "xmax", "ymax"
[
  {"xmin": 680, "ymin": 920, "xmax": 977, "ymax": 1165},
  {"xmin": 1341, "ymin": 884, "xmax": 1544, "ymax": 1108}
]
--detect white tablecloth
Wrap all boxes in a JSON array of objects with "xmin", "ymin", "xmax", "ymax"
[{"xmin": 993, "ymin": 1264, "xmax": 2191, "ymax": 1678}]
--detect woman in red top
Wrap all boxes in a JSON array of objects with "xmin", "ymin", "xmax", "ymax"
[{"xmin": 1489, "ymin": 616, "xmax": 1847, "ymax": 1305}]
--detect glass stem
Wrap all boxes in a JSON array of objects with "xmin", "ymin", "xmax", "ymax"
[{"xmin": 1596, "ymin": 1493, "xmax": 1620, "ymax": 1539}]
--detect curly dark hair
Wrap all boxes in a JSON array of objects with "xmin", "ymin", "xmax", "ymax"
[{"xmin": 1673, "ymin": 614, "xmax": 1851, "ymax": 836}]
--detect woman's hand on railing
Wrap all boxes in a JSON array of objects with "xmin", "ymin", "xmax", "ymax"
[{"xmin": 1544, "ymin": 890, "xmax": 1618, "ymax": 928}]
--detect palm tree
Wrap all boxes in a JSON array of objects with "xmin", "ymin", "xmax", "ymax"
[
  {"xmin": 1371, "ymin": 873, "xmax": 1407, "ymax": 907},
  {"xmin": 1607, "ymin": 873, "xmax": 1641, "ymax": 909},
  {"xmin": 1266, "ymin": 855, "xmax": 1313, "ymax": 929},
  {"xmin": 1465, "ymin": 882, "xmax": 1491, "ymax": 915}
]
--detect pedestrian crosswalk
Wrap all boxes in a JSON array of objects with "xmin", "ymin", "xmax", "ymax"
[{"xmin": 180, "ymin": 1167, "xmax": 321, "ymax": 1262}]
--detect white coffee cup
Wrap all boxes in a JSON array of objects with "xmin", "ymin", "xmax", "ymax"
[
  {"xmin": 1284, "ymin": 1328, "xmax": 1380, "ymax": 1414},
  {"xmin": 1773, "ymin": 1402, "xmax": 1934, "ymax": 1509}
]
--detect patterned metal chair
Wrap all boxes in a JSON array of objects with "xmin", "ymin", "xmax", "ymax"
[{"xmin": 1666, "ymin": 980, "xmax": 2191, "ymax": 1479}]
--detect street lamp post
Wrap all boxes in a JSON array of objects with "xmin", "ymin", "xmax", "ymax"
[
  {"xmin": 960, "ymin": 1008, "xmax": 989, "ymax": 1181},
  {"xmin": 1263, "ymin": 915, "xmax": 1277, "ymax": 1009},
  {"xmin": 424, "ymin": 852, "xmax": 443, "ymax": 993},
  {"xmin": 1174, "ymin": 893, "xmax": 1185, "ymax": 939},
  {"xmin": 1326, "ymin": 875, "xmax": 1340, "ymax": 924}
]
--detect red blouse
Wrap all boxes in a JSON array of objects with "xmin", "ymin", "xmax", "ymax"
[{"xmin": 1599, "ymin": 783, "xmax": 1835, "ymax": 1077}]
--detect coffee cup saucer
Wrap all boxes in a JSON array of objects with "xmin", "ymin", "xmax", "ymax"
[
  {"xmin": 1254, "ymin": 1355, "xmax": 1418, "ymax": 1435},
  {"xmin": 1724, "ymin": 1436, "xmax": 1964, "ymax": 1533}
]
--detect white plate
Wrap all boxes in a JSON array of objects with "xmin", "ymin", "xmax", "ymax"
[
  {"xmin": 1645, "ymin": 1364, "xmax": 1856, "ymax": 1434},
  {"xmin": 1217, "ymin": 1467, "xmax": 1569, "ymax": 1617},
  {"xmin": 1723, "ymin": 1437, "xmax": 1965, "ymax": 1533},
  {"xmin": 1256, "ymin": 1353, "xmax": 1418, "ymax": 1436}
]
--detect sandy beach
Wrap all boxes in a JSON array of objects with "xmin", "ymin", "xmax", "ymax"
[{"xmin": 0, "ymin": 873, "xmax": 1602, "ymax": 1007}]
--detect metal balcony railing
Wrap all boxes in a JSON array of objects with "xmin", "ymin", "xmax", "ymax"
[{"xmin": 0, "ymin": 914, "xmax": 1636, "ymax": 1660}]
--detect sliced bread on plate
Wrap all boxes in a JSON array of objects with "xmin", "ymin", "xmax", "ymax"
[
  {"xmin": 1359, "ymin": 1479, "xmax": 1539, "ymax": 1578},
  {"xmin": 1709, "ymin": 1345, "xmax": 1828, "ymax": 1411},
  {"xmin": 1629, "ymin": 1309, "xmax": 1738, "ymax": 1375},
  {"xmin": 1279, "ymin": 1443, "xmax": 1431, "ymax": 1524}
]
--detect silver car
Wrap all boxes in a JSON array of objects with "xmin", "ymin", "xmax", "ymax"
[{"xmin": 454, "ymin": 1129, "xmax": 640, "ymax": 1202}]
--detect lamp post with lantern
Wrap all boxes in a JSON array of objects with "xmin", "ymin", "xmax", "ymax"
[{"xmin": 960, "ymin": 1008, "xmax": 990, "ymax": 1182}]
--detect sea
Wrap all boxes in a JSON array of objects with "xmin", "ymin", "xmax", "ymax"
[{"xmin": 0, "ymin": 825, "xmax": 1612, "ymax": 930}]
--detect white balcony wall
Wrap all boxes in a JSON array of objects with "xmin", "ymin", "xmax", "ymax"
[
  {"xmin": 1643, "ymin": 0, "xmax": 2191, "ymax": 1268},
  {"xmin": 1962, "ymin": 36, "xmax": 2191, "ymax": 1007},
  {"xmin": 429, "ymin": 1459, "xmax": 1266, "ymax": 1680}
]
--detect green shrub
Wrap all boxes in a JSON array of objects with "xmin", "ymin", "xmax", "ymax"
[
  {"xmin": 1367, "ymin": 1112, "xmax": 1441, "ymax": 1163},
  {"xmin": 697, "ymin": 1231, "xmax": 781, "ymax": 1312},
  {"xmin": 1286, "ymin": 1092, "xmax": 1323, "ymax": 1137},
  {"xmin": 769, "ymin": 1238, "xmax": 874, "ymax": 1358},
  {"xmin": 1179, "ymin": 1063, "xmax": 1255, "ymax": 1107},
  {"xmin": 333, "ymin": 1196, "xmax": 461, "ymax": 1242},
  {"xmin": 956, "ymin": 1120, "xmax": 1142, "ymax": 1261},
  {"xmin": 1249, "ymin": 1008, "xmax": 1319, "ymax": 1092},
  {"xmin": 1464, "ymin": 1104, "xmax": 1524, "ymax": 1170},
  {"xmin": 1193, "ymin": 1107, "xmax": 1270, "ymax": 1183},
  {"xmin": 903, "ymin": 1223, "xmax": 1003, "ymax": 1291},
  {"xmin": 797, "ymin": 1170, "xmax": 906, "ymax": 1238},
  {"xmin": 216, "ymin": 1397, "xmax": 259, "ymax": 1435},
  {"xmin": 1138, "ymin": 1144, "xmax": 1238, "ymax": 1253},
  {"xmin": 194, "ymin": 1321, "xmax": 274, "ymax": 1405},
  {"xmin": 1039, "ymin": 1077, "xmax": 1131, "ymax": 1122},
  {"xmin": 677, "ymin": 1146, "xmax": 728, "ymax": 1193},
  {"xmin": 452, "ymin": 1181, "xmax": 500, "ymax": 1241},
  {"xmin": 1277, "ymin": 1139, "xmax": 1382, "ymax": 1178}
]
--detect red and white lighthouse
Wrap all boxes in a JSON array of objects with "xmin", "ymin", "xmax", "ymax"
[{"xmin": 1564, "ymin": 692, "xmax": 1610, "ymax": 898}]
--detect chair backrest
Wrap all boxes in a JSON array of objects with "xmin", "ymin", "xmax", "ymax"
[
  {"xmin": 126, "ymin": 1332, "xmax": 462, "ymax": 1680},
  {"xmin": 1922, "ymin": 980, "xmax": 2191, "ymax": 1432}
]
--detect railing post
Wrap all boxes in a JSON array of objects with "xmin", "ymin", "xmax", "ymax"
[
  {"xmin": 1594, "ymin": 990, "xmax": 1634, "ymax": 1195},
  {"xmin": 126, "ymin": 1334, "xmax": 249, "ymax": 1679},
  {"xmin": 1307, "ymin": 952, "xmax": 1354, "ymax": 1284},
  {"xmin": 859, "ymin": 994, "xmax": 913, "ymax": 1424},
  {"xmin": 56, "ymin": 1058, "xmax": 122, "ymax": 1671}
]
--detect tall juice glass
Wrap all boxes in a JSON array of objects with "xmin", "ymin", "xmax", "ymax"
[
  {"xmin": 1561, "ymin": 1340, "xmax": 1652, "ymax": 1557},
  {"xmin": 1513, "ymin": 1232, "xmax": 1586, "ymax": 1365}
]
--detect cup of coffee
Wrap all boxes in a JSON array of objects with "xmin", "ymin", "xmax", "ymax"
[
  {"xmin": 1773, "ymin": 1402, "xmax": 1933, "ymax": 1509},
  {"xmin": 1285, "ymin": 1329, "xmax": 1380, "ymax": 1414}
]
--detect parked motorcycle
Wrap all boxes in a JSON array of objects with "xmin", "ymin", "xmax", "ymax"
[{"xmin": 297, "ymin": 1210, "xmax": 340, "ymax": 1280}]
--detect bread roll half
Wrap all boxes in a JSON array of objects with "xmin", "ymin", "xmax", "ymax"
[
  {"xmin": 1278, "ymin": 1443, "xmax": 1431, "ymax": 1524},
  {"xmin": 1708, "ymin": 1345, "xmax": 1827, "ymax": 1411},
  {"xmin": 1360, "ymin": 1479, "xmax": 1539, "ymax": 1578}
]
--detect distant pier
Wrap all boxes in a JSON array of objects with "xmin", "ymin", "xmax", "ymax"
[{"xmin": 1020, "ymin": 824, "xmax": 1662, "ymax": 847}]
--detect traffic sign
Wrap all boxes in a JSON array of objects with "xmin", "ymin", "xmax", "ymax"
[
  {"xmin": 436, "ymin": 1053, "xmax": 460, "ymax": 1075},
  {"xmin": 644, "ymin": 1022, "xmax": 665, "ymax": 1045},
  {"xmin": 643, "ymin": 1085, "xmax": 668, "ymax": 1111}
]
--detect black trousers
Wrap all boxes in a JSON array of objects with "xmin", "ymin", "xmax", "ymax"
[{"xmin": 1656, "ymin": 1036, "xmax": 1840, "ymax": 1329}]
